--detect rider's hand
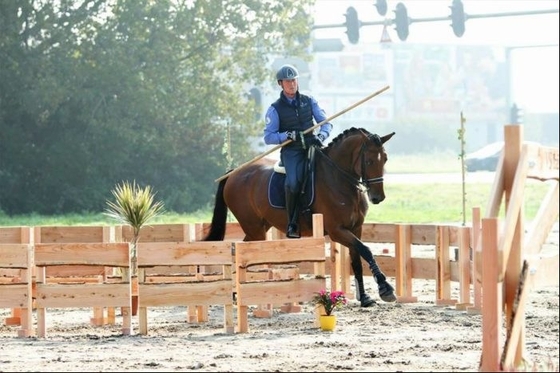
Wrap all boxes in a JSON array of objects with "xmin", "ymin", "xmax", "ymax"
[
  {"xmin": 305, "ymin": 135, "xmax": 323, "ymax": 148},
  {"xmin": 285, "ymin": 131, "xmax": 297, "ymax": 141}
]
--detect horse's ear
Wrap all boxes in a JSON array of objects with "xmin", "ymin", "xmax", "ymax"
[{"xmin": 381, "ymin": 132, "xmax": 396, "ymax": 144}]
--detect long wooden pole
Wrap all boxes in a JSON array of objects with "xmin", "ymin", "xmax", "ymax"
[{"xmin": 215, "ymin": 85, "xmax": 390, "ymax": 182}]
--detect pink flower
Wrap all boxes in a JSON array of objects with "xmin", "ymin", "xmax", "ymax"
[{"xmin": 312, "ymin": 289, "xmax": 347, "ymax": 316}]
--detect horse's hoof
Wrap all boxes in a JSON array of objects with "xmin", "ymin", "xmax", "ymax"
[
  {"xmin": 360, "ymin": 294, "xmax": 376, "ymax": 307},
  {"xmin": 378, "ymin": 282, "xmax": 397, "ymax": 303}
]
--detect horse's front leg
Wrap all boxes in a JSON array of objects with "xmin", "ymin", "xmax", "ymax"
[
  {"xmin": 349, "ymin": 248, "xmax": 376, "ymax": 307},
  {"xmin": 350, "ymin": 238, "xmax": 396, "ymax": 303}
]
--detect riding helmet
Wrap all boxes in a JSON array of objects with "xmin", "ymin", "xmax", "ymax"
[{"xmin": 276, "ymin": 64, "xmax": 299, "ymax": 81}]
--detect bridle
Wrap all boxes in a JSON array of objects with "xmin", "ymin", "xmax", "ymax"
[
  {"xmin": 317, "ymin": 133, "xmax": 384, "ymax": 192},
  {"xmin": 360, "ymin": 134, "xmax": 385, "ymax": 188}
]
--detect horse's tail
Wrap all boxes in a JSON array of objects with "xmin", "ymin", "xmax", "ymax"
[{"xmin": 202, "ymin": 175, "xmax": 230, "ymax": 241}]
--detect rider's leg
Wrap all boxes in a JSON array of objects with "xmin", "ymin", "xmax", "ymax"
[
  {"xmin": 285, "ymin": 185, "xmax": 301, "ymax": 238},
  {"xmin": 282, "ymin": 149, "xmax": 305, "ymax": 239}
]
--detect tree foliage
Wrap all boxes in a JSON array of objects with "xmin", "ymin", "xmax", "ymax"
[{"xmin": 0, "ymin": 0, "xmax": 314, "ymax": 215}]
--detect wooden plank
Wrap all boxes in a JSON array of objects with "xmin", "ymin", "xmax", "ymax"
[
  {"xmin": 502, "ymin": 259, "xmax": 535, "ymax": 368},
  {"xmin": 500, "ymin": 168, "xmax": 526, "ymax": 278},
  {"xmin": 436, "ymin": 226, "xmax": 453, "ymax": 304},
  {"xmin": 480, "ymin": 218, "xmax": 503, "ymax": 372},
  {"xmin": 410, "ymin": 225, "xmax": 438, "ymax": 245},
  {"xmin": 525, "ymin": 143, "xmax": 559, "ymax": 181},
  {"xmin": 235, "ymin": 238, "xmax": 325, "ymax": 267},
  {"xmin": 35, "ymin": 283, "xmax": 131, "ymax": 308},
  {"xmin": 237, "ymin": 278, "xmax": 325, "ymax": 306},
  {"xmin": 46, "ymin": 265, "xmax": 106, "ymax": 277},
  {"xmin": 137, "ymin": 241, "xmax": 232, "ymax": 266},
  {"xmin": 469, "ymin": 207, "xmax": 482, "ymax": 314},
  {"xmin": 502, "ymin": 127, "xmax": 525, "ymax": 365},
  {"xmin": 486, "ymin": 150, "xmax": 505, "ymax": 219},
  {"xmin": 524, "ymin": 182, "xmax": 559, "ymax": 256},
  {"xmin": 458, "ymin": 226, "xmax": 472, "ymax": 306},
  {"xmin": 35, "ymin": 226, "xmax": 108, "ymax": 243},
  {"xmin": 34, "ymin": 243, "xmax": 130, "ymax": 267},
  {"xmin": 0, "ymin": 244, "xmax": 31, "ymax": 269},
  {"xmin": 0, "ymin": 284, "xmax": 29, "ymax": 308},
  {"xmin": 360, "ymin": 223, "xmax": 396, "ymax": 243},
  {"xmin": 138, "ymin": 280, "xmax": 231, "ymax": 307},
  {"xmin": 120, "ymin": 223, "xmax": 190, "ymax": 242},
  {"xmin": 0, "ymin": 227, "xmax": 31, "ymax": 244},
  {"xmin": 395, "ymin": 224, "xmax": 414, "ymax": 300}
]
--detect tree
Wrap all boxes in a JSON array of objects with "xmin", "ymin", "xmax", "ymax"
[{"xmin": 0, "ymin": 0, "xmax": 314, "ymax": 215}]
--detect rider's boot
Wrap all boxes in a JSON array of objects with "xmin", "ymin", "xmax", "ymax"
[{"xmin": 285, "ymin": 187, "xmax": 300, "ymax": 239}]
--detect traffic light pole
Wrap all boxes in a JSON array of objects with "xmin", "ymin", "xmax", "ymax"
[{"xmin": 312, "ymin": 8, "xmax": 558, "ymax": 31}]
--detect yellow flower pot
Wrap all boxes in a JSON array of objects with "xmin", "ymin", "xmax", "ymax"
[{"xmin": 319, "ymin": 315, "xmax": 337, "ymax": 331}]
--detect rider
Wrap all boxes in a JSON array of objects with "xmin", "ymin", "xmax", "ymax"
[{"xmin": 263, "ymin": 64, "xmax": 333, "ymax": 239}]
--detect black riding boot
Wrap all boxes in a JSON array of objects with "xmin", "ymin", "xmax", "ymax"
[{"xmin": 285, "ymin": 187, "xmax": 300, "ymax": 239}]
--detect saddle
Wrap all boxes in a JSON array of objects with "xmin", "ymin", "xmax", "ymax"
[{"xmin": 267, "ymin": 147, "xmax": 316, "ymax": 209}]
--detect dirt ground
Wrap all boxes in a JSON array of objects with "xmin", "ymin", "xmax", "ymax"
[{"xmin": 1, "ymin": 230, "xmax": 558, "ymax": 372}]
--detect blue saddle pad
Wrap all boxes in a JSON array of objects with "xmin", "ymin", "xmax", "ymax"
[{"xmin": 267, "ymin": 172, "xmax": 314, "ymax": 209}]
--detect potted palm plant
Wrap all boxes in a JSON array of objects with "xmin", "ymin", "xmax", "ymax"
[{"xmin": 104, "ymin": 180, "xmax": 165, "ymax": 314}]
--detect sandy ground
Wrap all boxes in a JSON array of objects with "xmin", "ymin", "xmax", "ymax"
[
  {"xmin": 1, "ymin": 284, "xmax": 557, "ymax": 372},
  {"xmin": 1, "ymin": 229, "xmax": 558, "ymax": 372}
]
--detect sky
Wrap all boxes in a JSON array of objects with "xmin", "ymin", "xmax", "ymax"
[{"xmin": 311, "ymin": 0, "xmax": 559, "ymax": 113}]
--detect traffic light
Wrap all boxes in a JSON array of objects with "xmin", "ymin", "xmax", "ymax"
[
  {"xmin": 374, "ymin": 0, "xmax": 388, "ymax": 16},
  {"xmin": 345, "ymin": 7, "xmax": 360, "ymax": 44},
  {"xmin": 450, "ymin": 0, "xmax": 466, "ymax": 37},
  {"xmin": 394, "ymin": 3, "xmax": 409, "ymax": 41},
  {"xmin": 510, "ymin": 104, "xmax": 523, "ymax": 124}
]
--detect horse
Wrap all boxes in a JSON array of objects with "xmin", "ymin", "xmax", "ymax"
[{"xmin": 203, "ymin": 127, "xmax": 397, "ymax": 306}]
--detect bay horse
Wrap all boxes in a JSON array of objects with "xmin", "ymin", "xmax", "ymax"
[{"xmin": 203, "ymin": 127, "xmax": 396, "ymax": 306}]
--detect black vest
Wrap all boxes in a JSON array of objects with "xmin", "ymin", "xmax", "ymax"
[{"xmin": 272, "ymin": 92, "xmax": 313, "ymax": 134}]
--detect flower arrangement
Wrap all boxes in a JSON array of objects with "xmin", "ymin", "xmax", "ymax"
[{"xmin": 312, "ymin": 289, "xmax": 347, "ymax": 316}]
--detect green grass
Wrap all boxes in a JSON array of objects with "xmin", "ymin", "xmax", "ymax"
[
  {"xmin": 367, "ymin": 182, "xmax": 554, "ymax": 224},
  {"xmin": 386, "ymin": 151, "xmax": 464, "ymax": 174},
  {"xmin": 0, "ymin": 152, "xmax": 554, "ymax": 227},
  {"xmin": 0, "ymin": 182, "xmax": 554, "ymax": 227}
]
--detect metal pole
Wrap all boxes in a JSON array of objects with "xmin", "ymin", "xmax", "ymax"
[
  {"xmin": 460, "ymin": 112, "xmax": 467, "ymax": 227},
  {"xmin": 312, "ymin": 9, "xmax": 559, "ymax": 30},
  {"xmin": 214, "ymin": 85, "xmax": 391, "ymax": 182}
]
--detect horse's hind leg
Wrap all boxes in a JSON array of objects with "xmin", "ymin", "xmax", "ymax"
[
  {"xmin": 239, "ymin": 219, "xmax": 270, "ymax": 241},
  {"xmin": 349, "ymin": 249, "xmax": 376, "ymax": 307}
]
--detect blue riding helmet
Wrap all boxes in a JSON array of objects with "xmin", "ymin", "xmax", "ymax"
[{"xmin": 276, "ymin": 64, "xmax": 299, "ymax": 81}]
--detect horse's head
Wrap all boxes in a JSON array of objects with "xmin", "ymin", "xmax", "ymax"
[{"xmin": 324, "ymin": 128, "xmax": 395, "ymax": 205}]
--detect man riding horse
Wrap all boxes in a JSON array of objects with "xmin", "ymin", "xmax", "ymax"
[{"xmin": 263, "ymin": 64, "xmax": 333, "ymax": 239}]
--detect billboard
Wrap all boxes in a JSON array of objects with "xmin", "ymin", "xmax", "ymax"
[{"xmin": 310, "ymin": 43, "xmax": 508, "ymax": 136}]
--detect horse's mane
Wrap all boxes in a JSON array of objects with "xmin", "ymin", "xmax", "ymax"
[{"xmin": 326, "ymin": 127, "xmax": 379, "ymax": 148}]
